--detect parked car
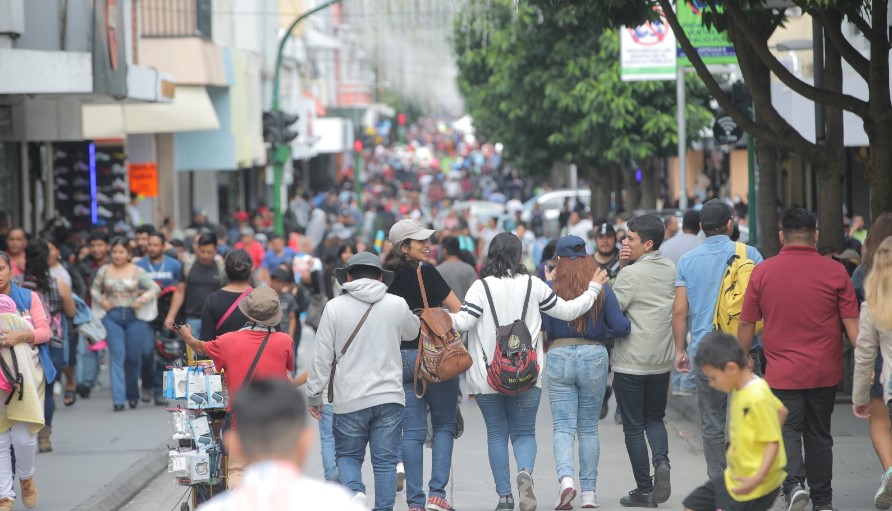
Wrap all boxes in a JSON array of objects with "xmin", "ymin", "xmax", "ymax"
[
  {"xmin": 436, "ymin": 200, "xmax": 506, "ymax": 234},
  {"xmin": 520, "ymin": 189, "xmax": 591, "ymax": 238}
]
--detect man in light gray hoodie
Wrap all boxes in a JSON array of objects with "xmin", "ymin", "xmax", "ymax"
[{"xmin": 307, "ymin": 252, "xmax": 420, "ymax": 511}]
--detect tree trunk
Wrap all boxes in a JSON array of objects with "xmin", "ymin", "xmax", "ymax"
[
  {"xmin": 867, "ymin": 121, "xmax": 892, "ymax": 221},
  {"xmin": 584, "ymin": 164, "xmax": 612, "ymax": 220},
  {"xmin": 612, "ymin": 165, "xmax": 624, "ymax": 215},
  {"xmin": 640, "ymin": 157, "xmax": 657, "ymax": 210},
  {"xmin": 815, "ymin": 28, "xmax": 846, "ymax": 253},
  {"xmin": 622, "ymin": 166, "xmax": 638, "ymax": 212},
  {"xmin": 755, "ymin": 143, "xmax": 781, "ymax": 257}
]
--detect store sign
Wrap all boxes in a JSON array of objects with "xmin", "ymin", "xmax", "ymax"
[
  {"xmin": 676, "ymin": 1, "xmax": 737, "ymax": 66},
  {"xmin": 129, "ymin": 162, "xmax": 158, "ymax": 197},
  {"xmin": 713, "ymin": 115, "xmax": 743, "ymax": 144},
  {"xmin": 621, "ymin": 7, "xmax": 677, "ymax": 82}
]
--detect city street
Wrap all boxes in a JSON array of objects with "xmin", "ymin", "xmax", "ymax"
[{"xmin": 113, "ymin": 328, "xmax": 882, "ymax": 511}]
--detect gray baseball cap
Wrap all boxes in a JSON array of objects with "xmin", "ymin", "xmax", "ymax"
[{"xmin": 388, "ymin": 219, "xmax": 436, "ymax": 244}]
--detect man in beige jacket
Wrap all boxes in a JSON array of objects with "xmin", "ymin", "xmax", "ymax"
[{"xmin": 611, "ymin": 215, "xmax": 677, "ymax": 508}]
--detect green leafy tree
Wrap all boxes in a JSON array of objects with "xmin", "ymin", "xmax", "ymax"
[
  {"xmin": 453, "ymin": 0, "xmax": 713, "ymax": 218},
  {"xmin": 576, "ymin": 0, "xmax": 886, "ymax": 254}
]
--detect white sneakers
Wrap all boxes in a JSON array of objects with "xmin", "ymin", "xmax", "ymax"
[
  {"xmin": 555, "ymin": 477, "xmax": 576, "ymax": 510},
  {"xmin": 517, "ymin": 470, "xmax": 537, "ymax": 511},
  {"xmin": 352, "ymin": 492, "xmax": 368, "ymax": 509},
  {"xmin": 877, "ymin": 467, "xmax": 892, "ymax": 510},
  {"xmin": 580, "ymin": 491, "xmax": 599, "ymax": 509}
]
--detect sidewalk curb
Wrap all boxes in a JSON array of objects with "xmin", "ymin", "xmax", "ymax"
[{"xmin": 71, "ymin": 441, "xmax": 169, "ymax": 511}]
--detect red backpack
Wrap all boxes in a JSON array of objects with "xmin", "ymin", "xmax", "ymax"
[{"xmin": 480, "ymin": 277, "xmax": 539, "ymax": 395}]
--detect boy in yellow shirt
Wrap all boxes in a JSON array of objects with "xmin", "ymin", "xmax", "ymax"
[{"xmin": 683, "ymin": 332, "xmax": 791, "ymax": 511}]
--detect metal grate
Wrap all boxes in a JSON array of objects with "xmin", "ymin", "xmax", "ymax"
[{"xmin": 140, "ymin": 0, "xmax": 211, "ymax": 39}]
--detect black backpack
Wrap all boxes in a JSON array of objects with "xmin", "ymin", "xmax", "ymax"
[{"xmin": 480, "ymin": 277, "xmax": 539, "ymax": 395}]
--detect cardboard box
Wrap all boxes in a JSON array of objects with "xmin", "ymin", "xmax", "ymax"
[
  {"xmin": 167, "ymin": 450, "xmax": 188, "ymax": 477},
  {"xmin": 189, "ymin": 415, "xmax": 215, "ymax": 450},
  {"xmin": 163, "ymin": 368, "xmax": 189, "ymax": 400},
  {"xmin": 188, "ymin": 451, "xmax": 210, "ymax": 482},
  {"xmin": 187, "ymin": 373, "xmax": 225, "ymax": 410}
]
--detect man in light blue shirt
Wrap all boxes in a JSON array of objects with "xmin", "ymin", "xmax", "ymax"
[{"xmin": 671, "ymin": 199, "xmax": 763, "ymax": 481}]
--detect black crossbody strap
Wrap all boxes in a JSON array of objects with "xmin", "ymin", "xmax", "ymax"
[
  {"xmin": 242, "ymin": 331, "xmax": 272, "ymax": 391},
  {"xmin": 520, "ymin": 276, "xmax": 533, "ymax": 322},
  {"xmin": 481, "ymin": 278, "xmax": 500, "ymax": 328}
]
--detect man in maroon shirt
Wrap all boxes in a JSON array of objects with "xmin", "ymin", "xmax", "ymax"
[{"xmin": 738, "ymin": 208, "xmax": 859, "ymax": 511}]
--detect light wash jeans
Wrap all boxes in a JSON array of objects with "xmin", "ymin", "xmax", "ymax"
[
  {"xmin": 75, "ymin": 333, "xmax": 100, "ymax": 388},
  {"xmin": 320, "ymin": 404, "xmax": 338, "ymax": 481},
  {"xmin": 475, "ymin": 386, "xmax": 542, "ymax": 497},
  {"xmin": 402, "ymin": 349, "xmax": 459, "ymax": 507},
  {"xmin": 546, "ymin": 344, "xmax": 608, "ymax": 492},
  {"xmin": 334, "ymin": 403, "xmax": 404, "ymax": 511},
  {"xmin": 103, "ymin": 307, "xmax": 152, "ymax": 406}
]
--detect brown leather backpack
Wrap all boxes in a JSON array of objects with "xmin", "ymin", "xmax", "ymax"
[{"xmin": 413, "ymin": 265, "xmax": 473, "ymax": 397}]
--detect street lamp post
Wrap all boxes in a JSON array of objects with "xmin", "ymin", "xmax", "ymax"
[{"xmin": 271, "ymin": 0, "xmax": 343, "ymax": 235}]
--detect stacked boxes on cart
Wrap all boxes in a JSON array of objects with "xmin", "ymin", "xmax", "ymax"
[{"xmin": 163, "ymin": 362, "xmax": 227, "ymax": 485}]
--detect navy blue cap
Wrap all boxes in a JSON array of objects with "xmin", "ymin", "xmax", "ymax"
[{"xmin": 555, "ymin": 236, "xmax": 588, "ymax": 259}]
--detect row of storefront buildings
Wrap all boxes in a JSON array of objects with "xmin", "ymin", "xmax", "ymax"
[{"xmin": 0, "ymin": 0, "xmax": 385, "ymax": 233}]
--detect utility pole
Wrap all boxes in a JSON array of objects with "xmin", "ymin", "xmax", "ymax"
[{"xmin": 271, "ymin": 0, "xmax": 343, "ymax": 235}]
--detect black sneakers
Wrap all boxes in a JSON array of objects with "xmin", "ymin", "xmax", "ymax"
[
  {"xmin": 784, "ymin": 484, "xmax": 809, "ymax": 511},
  {"xmin": 652, "ymin": 462, "xmax": 671, "ymax": 503},
  {"xmin": 620, "ymin": 488, "xmax": 656, "ymax": 508}
]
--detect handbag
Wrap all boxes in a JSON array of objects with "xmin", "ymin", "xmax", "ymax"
[{"xmin": 328, "ymin": 304, "xmax": 374, "ymax": 403}]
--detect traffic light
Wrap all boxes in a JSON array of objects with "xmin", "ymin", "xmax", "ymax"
[{"xmin": 262, "ymin": 111, "xmax": 300, "ymax": 144}]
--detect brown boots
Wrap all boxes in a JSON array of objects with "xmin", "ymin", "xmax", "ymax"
[
  {"xmin": 37, "ymin": 426, "xmax": 51, "ymax": 453},
  {"xmin": 20, "ymin": 476, "xmax": 38, "ymax": 508}
]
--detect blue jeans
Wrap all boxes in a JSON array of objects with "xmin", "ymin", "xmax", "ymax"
[
  {"xmin": 671, "ymin": 316, "xmax": 696, "ymax": 391},
  {"xmin": 334, "ymin": 403, "xmax": 404, "ymax": 511},
  {"xmin": 320, "ymin": 404, "xmax": 338, "ymax": 481},
  {"xmin": 475, "ymin": 386, "xmax": 542, "ymax": 497},
  {"xmin": 546, "ymin": 345, "xmax": 608, "ymax": 492},
  {"xmin": 103, "ymin": 307, "xmax": 152, "ymax": 406},
  {"xmin": 141, "ymin": 328, "xmax": 166, "ymax": 398},
  {"xmin": 613, "ymin": 372, "xmax": 671, "ymax": 492},
  {"xmin": 75, "ymin": 333, "xmax": 100, "ymax": 387},
  {"xmin": 694, "ymin": 361, "xmax": 728, "ymax": 480},
  {"xmin": 43, "ymin": 344, "xmax": 66, "ymax": 428},
  {"xmin": 402, "ymin": 349, "xmax": 459, "ymax": 506}
]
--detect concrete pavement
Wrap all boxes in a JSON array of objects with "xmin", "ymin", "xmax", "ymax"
[{"xmin": 26, "ymin": 371, "xmax": 171, "ymax": 511}]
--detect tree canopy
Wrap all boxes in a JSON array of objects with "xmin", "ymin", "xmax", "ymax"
[{"xmin": 452, "ymin": 0, "xmax": 713, "ymax": 183}]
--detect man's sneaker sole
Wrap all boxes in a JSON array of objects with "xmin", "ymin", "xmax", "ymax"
[
  {"xmin": 878, "ymin": 471, "xmax": 892, "ymax": 510},
  {"xmin": 786, "ymin": 489, "xmax": 809, "ymax": 511},
  {"xmin": 652, "ymin": 465, "xmax": 671, "ymax": 503},
  {"xmin": 397, "ymin": 470, "xmax": 405, "ymax": 492},
  {"xmin": 517, "ymin": 471, "xmax": 537, "ymax": 511},
  {"xmin": 555, "ymin": 486, "xmax": 576, "ymax": 510}
]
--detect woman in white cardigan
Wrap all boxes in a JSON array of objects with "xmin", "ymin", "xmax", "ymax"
[{"xmin": 449, "ymin": 232, "xmax": 608, "ymax": 511}]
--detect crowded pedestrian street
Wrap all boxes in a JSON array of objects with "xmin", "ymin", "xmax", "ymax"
[{"xmin": 3, "ymin": 1, "xmax": 892, "ymax": 511}]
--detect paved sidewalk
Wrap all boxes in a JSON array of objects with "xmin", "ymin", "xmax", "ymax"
[
  {"xmin": 668, "ymin": 392, "xmax": 881, "ymax": 511},
  {"xmin": 28, "ymin": 372, "xmax": 171, "ymax": 511}
]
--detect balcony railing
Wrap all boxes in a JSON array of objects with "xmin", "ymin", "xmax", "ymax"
[{"xmin": 141, "ymin": 0, "xmax": 212, "ymax": 39}]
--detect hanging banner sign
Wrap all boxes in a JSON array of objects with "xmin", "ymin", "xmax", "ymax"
[
  {"xmin": 620, "ymin": 8, "xmax": 677, "ymax": 82},
  {"xmin": 676, "ymin": 1, "xmax": 737, "ymax": 66},
  {"xmin": 129, "ymin": 162, "xmax": 158, "ymax": 197}
]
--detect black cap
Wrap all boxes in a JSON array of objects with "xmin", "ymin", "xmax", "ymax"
[
  {"xmin": 699, "ymin": 199, "xmax": 732, "ymax": 231},
  {"xmin": 594, "ymin": 223, "xmax": 616, "ymax": 238},
  {"xmin": 270, "ymin": 268, "xmax": 291, "ymax": 282}
]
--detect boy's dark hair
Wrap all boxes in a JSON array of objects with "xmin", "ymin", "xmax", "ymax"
[
  {"xmin": 695, "ymin": 332, "xmax": 748, "ymax": 370},
  {"xmin": 88, "ymin": 232, "xmax": 110, "ymax": 244},
  {"xmin": 348, "ymin": 265, "xmax": 382, "ymax": 281},
  {"xmin": 268, "ymin": 233, "xmax": 283, "ymax": 242},
  {"xmin": 169, "ymin": 239, "xmax": 184, "ymax": 249},
  {"xmin": 441, "ymin": 236, "xmax": 461, "ymax": 257},
  {"xmin": 781, "ymin": 207, "xmax": 817, "ymax": 237},
  {"xmin": 197, "ymin": 232, "xmax": 218, "ymax": 248},
  {"xmin": 627, "ymin": 215, "xmax": 666, "ymax": 250},
  {"xmin": 135, "ymin": 224, "xmax": 156, "ymax": 236},
  {"xmin": 232, "ymin": 379, "xmax": 307, "ymax": 459}
]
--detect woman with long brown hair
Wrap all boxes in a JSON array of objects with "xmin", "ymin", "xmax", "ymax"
[
  {"xmin": 851, "ymin": 213, "xmax": 892, "ymax": 506},
  {"xmin": 542, "ymin": 236, "xmax": 630, "ymax": 509}
]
